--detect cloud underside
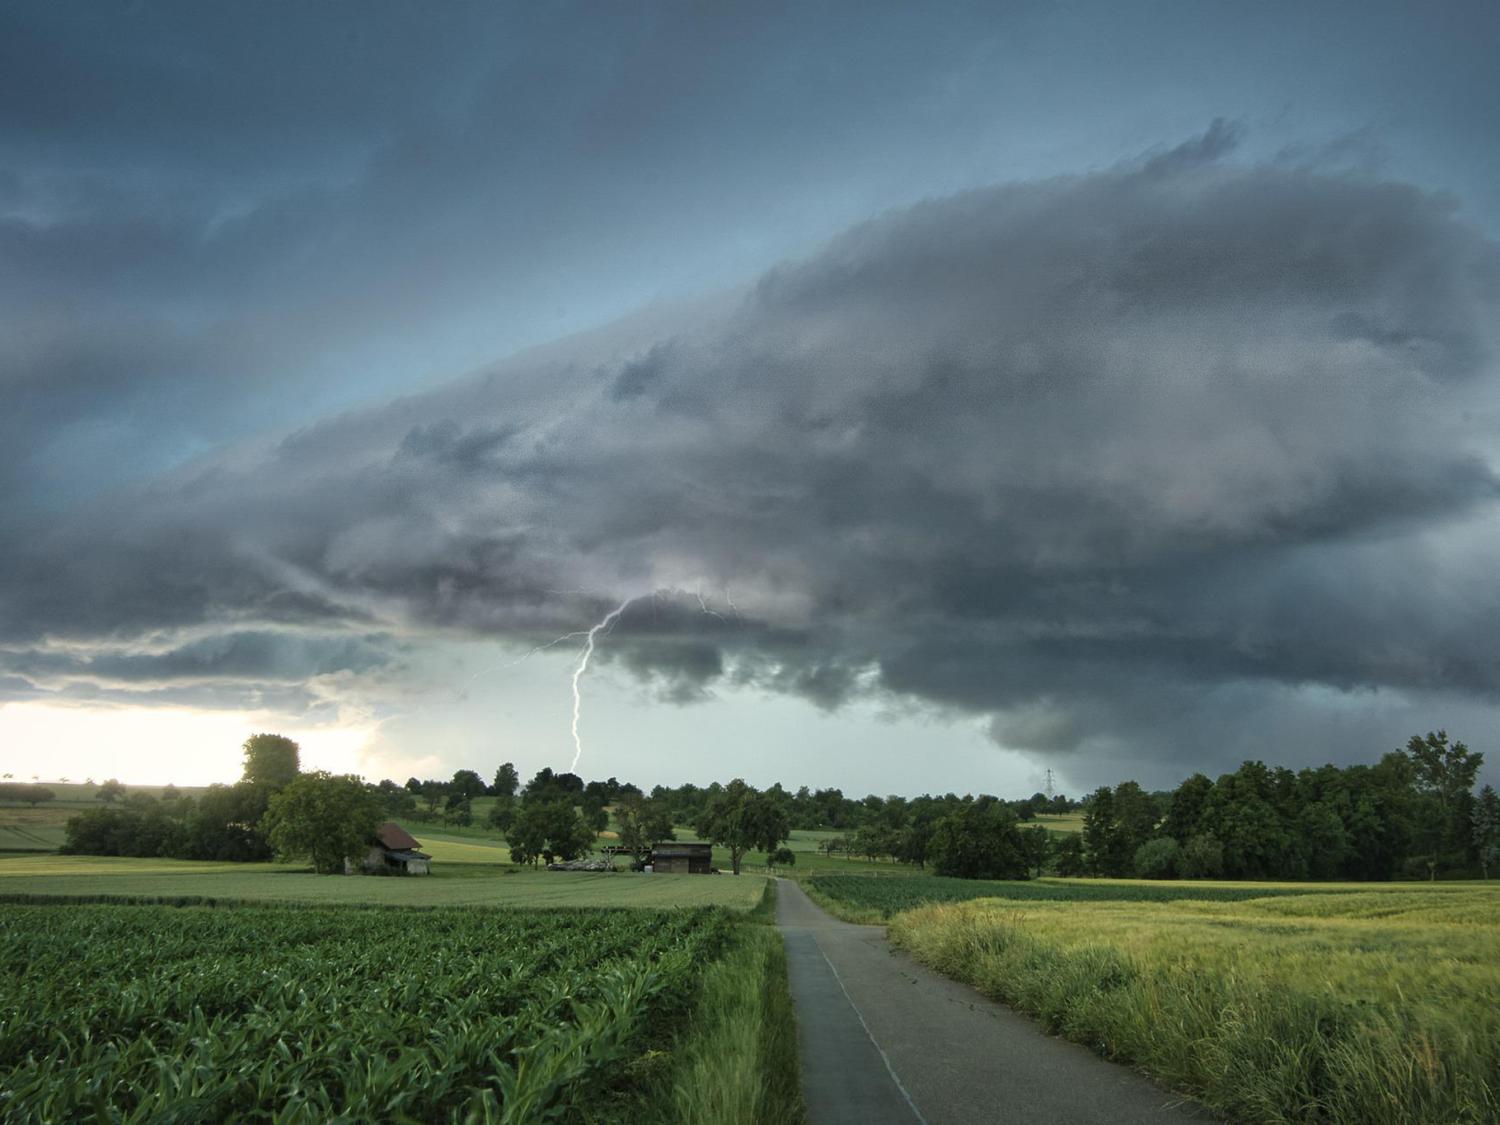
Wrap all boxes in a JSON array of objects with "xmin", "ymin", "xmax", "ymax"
[{"xmin": 6, "ymin": 133, "xmax": 1500, "ymax": 777}]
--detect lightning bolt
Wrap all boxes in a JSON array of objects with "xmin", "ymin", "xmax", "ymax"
[
  {"xmin": 568, "ymin": 598, "xmax": 632, "ymax": 773},
  {"xmin": 694, "ymin": 588, "xmax": 726, "ymax": 622},
  {"xmin": 459, "ymin": 586, "xmax": 739, "ymax": 774}
]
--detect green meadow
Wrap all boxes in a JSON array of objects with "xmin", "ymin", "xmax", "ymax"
[{"xmin": 0, "ymin": 844, "xmax": 770, "ymax": 911}]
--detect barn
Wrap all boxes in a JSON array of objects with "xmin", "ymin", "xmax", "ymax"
[
  {"xmin": 650, "ymin": 841, "xmax": 713, "ymax": 874},
  {"xmin": 348, "ymin": 822, "xmax": 432, "ymax": 875}
]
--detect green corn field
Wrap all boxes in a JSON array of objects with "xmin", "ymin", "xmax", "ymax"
[{"xmin": 0, "ymin": 903, "xmax": 737, "ymax": 1123}]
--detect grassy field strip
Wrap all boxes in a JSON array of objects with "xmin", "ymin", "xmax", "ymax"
[
  {"xmin": 1026, "ymin": 812, "xmax": 1086, "ymax": 834},
  {"xmin": 0, "ymin": 852, "xmax": 771, "ymax": 909},
  {"xmin": 412, "ymin": 832, "xmax": 517, "ymax": 864},
  {"xmin": 646, "ymin": 884, "xmax": 804, "ymax": 1125},
  {"xmin": 887, "ymin": 887, "xmax": 1500, "ymax": 1124},
  {"xmin": 0, "ymin": 854, "xmax": 295, "ymax": 878},
  {"xmin": 0, "ymin": 805, "xmax": 83, "ymax": 853},
  {"xmin": 0, "ymin": 825, "xmax": 65, "ymax": 851},
  {"xmin": 0, "ymin": 902, "xmax": 744, "ymax": 1122}
]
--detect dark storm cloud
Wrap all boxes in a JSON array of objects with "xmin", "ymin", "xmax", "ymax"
[
  {"xmin": 0, "ymin": 0, "xmax": 1046, "ymax": 510},
  {"xmin": 5, "ymin": 136, "xmax": 1499, "ymax": 780}
]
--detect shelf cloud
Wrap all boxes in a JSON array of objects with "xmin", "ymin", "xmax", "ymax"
[{"xmin": 5, "ymin": 129, "xmax": 1498, "ymax": 778}]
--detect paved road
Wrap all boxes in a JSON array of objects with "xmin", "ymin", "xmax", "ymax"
[{"xmin": 775, "ymin": 878, "xmax": 1211, "ymax": 1125}]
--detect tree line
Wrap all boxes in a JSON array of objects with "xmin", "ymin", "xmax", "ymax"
[
  {"xmin": 1070, "ymin": 732, "xmax": 1496, "ymax": 881},
  {"xmin": 0, "ymin": 783, "xmax": 59, "ymax": 807},
  {"xmin": 56, "ymin": 729, "xmax": 1498, "ymax": 881},
  {"xmin": 60, "ymin": 735, "xmax": 351, "ymax": 867}
]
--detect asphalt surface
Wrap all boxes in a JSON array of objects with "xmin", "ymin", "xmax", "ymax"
[{"xmin": 775, "ymin": 878, "xmax": 1212, "ymax": 1125}]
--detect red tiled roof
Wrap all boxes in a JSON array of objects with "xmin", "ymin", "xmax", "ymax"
[{"xmin": 376, "ymin": 822, "xmax": 421, "ymax": 850}]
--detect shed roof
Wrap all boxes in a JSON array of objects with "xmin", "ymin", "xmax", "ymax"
[
  {"xmin": 652, "ymin": 842, "xmax": 713, "ymax": 856},
  {"xmin": 386, "ymin": 848, "xmax": 432, "ymax": 862},
  {"xmin": 376, "ymin": 822, "xmax": 422, "ymax": 850}
]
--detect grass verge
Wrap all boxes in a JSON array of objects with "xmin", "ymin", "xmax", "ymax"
[
  {"xmin": 645, "ymin": 880, "xmax": 805, "ymax": 1124},
  {"xmin": 888, "ymin": 889, "xmax": 1500, "ymax": 1124}
]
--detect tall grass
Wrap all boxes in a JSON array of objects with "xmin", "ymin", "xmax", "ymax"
[
  {"xmin": 645, "ymin": 881, "xmax": 805, "ymax": 1124},
  {"xmin": 889, "ymin": 889, "xmax": 1500, "ymax": 1124}
]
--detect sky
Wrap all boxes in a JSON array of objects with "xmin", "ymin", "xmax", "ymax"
[{"xmin": 2, "ymin": 1, "xmax": 1499, "ymax": 796}]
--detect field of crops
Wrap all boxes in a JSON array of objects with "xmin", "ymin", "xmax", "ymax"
[
  {"xmin": 0, "ymin": 902, "xmax": 738, "ymax": 1122},
  {"xmin": 0, "ymin": 805, "xmax": 78, "ymax": 852},
  {"xmin": 889, "ymin": 886, "xmax": 1500, "ymax": 1124},
  {"xmin": 0, "ymin": 852, "xmax": 770, "ymax": 910},
  {"xmin": 804, "ymin": 873, "xmax": 1354, "ymax": 921},
  {"xmin": 0, "ymin": 822, "xmax": 64, "ymax": 852}
]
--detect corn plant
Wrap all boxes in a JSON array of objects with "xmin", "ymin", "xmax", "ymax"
[{"xmin": 0, "ymin": 904, "xmax": 734, "ymax": 1123}]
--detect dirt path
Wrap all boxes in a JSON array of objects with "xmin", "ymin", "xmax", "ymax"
[{"xmin": 775, "ymin": 878, "xmax": 1210, "ymax": 1125}]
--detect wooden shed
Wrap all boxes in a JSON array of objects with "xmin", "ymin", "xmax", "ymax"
[
  {"xmin": 348, "ymin": 822, "xmax": 432, "ymax": 876},
  {"xmin": 650, "ymin": 841, "xmax": 713, "ymax": 874}
]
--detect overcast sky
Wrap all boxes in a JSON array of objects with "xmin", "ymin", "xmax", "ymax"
[{"xmin": 3, "ymin": 1, "xmax": 1498, "ymax": 795}]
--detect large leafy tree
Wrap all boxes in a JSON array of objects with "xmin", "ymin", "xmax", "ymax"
[
  {"xmin": 614, "ymin": 793, "xmax": 675, "ymax": 863},
  {"xmin": 1403, "ymin": 731, "xmax": 1484, "ymax": 878},
  {"xmin": 695, "ymin": 779, "xmax": 790, "ymax": 875},
  {"xmin": 1021, "ymin": 824, "xmax": 1052, "ymax": 878},
  {"xmin": 95, "ymin": 779, "xmax": 126, "ymax": 803},
  {"xmin": 523, "ymin": 768, "xmax": 586, "ymax": 802},
  {"xmin": 893, "ymin": 797, "xmax": 944, "ymax": 869},
  {"xmin": 492, "ymin": 762, "xmax": 520, "ymax": 799},
  {"xmin": 450, "ymin": 769, "xmax": 487, "ymax": 802},
  {"xmin": 1082, "ymin": 786, "xmax": 1128, "ymax": 876},
  {"xmin": 927, "ymin": 798, "xmax": 1028, "ymax": 880},
  {"xmin": 241, "ymin": 733, "xmax": 300, "ymax": 790},
  {"xmin": 263, "ymin": 772, "xmax": 384, "ymax": 875},
  {"xmin": 1162, "ymin": 773, "xmax": 1213, "ymax": 843},
  {"xmin": 1053, "ymin": 833, "xmax": 1087, "ymax": 877},
  {"xmin": 507, "ymin": 798, "xmax": 595, "ymax": 865},
  {"xmin": 419, "ymin": 781, "xmax": 450, "ymax": 817},
  {"xmin": 1205, "ymin": 762, "xmax": 1294, "ymax": 879}
]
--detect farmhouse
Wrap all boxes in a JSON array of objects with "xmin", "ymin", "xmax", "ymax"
[
  {"xmin": 349, "ymin": 822, "xmax": 432, "ymax": 876},
  {"xmin": 650, "ymin": 841, "xmax": 713, "ymax": 874}
]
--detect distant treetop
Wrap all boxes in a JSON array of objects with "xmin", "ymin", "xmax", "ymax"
[{"xmin": 242, "ymin": 733, "xmax": 301, "ymax": 790}]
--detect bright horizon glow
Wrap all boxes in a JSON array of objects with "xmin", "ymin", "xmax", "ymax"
[{"xmin": 0, "ymin": 702, "xmax": 377, "ymax": 787}]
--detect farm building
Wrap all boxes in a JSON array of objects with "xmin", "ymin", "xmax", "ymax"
[
  {"xmin": 347, "ymin": 822, "xmax": 432, "ymax": 875},
  {"xmin": 650, "ymin": 841, "xmax": 713, "ymax": 874}
]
